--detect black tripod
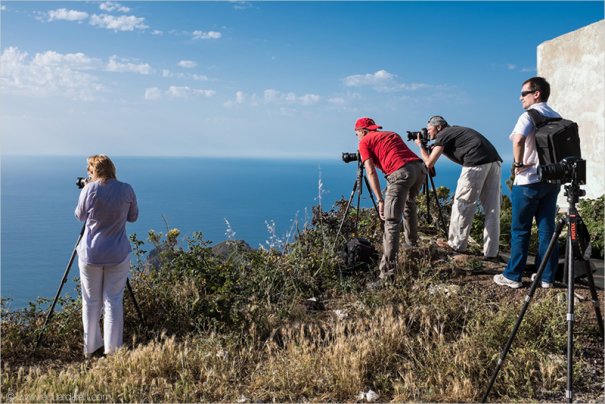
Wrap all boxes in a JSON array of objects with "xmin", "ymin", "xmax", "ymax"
[
  {"xmin": 482, "ymin": 180, "xmax": 604, "ymax": 402},
  {"xmin": 333, "ymin": 157, "xmax": 381, "ymax": 246},
  {"xmin": 35, "ymin": 223, "xmax": 146, "ymax": 350},
  {"xmin": 421, "ymin": 166, "xmax": 448, "ymax": 237}
]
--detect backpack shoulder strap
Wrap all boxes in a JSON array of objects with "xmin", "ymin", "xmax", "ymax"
[{"xmin": 527, "ymin": 108, "xmax": 561, "ymax": 128}]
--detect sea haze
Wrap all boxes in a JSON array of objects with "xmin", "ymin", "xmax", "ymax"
[{"xmin": 1, "ymin": 155, "xmax": 502, "ymax": 308}]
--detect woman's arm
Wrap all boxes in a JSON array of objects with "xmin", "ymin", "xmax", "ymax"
[
  {"xmin": 127, "ymin": 186, "xmax": 139, "ymax": 222},
  {"xmin": 74, "ymin": 187, "xmax": 89, "ymax": 222}
]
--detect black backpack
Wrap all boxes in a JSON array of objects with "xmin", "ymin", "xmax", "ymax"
[
  {"xmin": 527, "ymin": 109, "xmax": 581, "ymax": 166},
  {"xmin": 340, "ymin": 237, "xmax": 378, "ymax": 272}
]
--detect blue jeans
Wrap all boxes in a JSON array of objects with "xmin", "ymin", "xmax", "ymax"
[{"xmin": 502, "ymin": 182, "xmax": 561, "ymax": 283}]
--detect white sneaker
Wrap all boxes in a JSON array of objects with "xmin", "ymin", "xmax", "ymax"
[
  {"xmin": 530, "ymin": 273, "xmax": 553, "ymax": 288},
  {"xmin": 493, "ymin": 274, "xmax": 522, "ymax": 289}
]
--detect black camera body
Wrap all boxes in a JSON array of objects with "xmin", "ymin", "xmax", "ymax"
[
  {"xmin": 406, "ymin": 127, "xmax": 429, "ymax": 143},
  {"xmin": 342, "ymin": 151, "xmax": 360, "ymax": 164},
  {"xmin": 76, "ymin": 177, "xmax": 89, "ymax": 189},
  {"xmin": 538, "ymin": 156, "xmax": 586, "ymax": 185}
]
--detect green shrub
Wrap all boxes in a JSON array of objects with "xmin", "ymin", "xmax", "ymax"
[
  {"xmin": 2, "ymin": 190, "xmax": 602, "ymax": 403},
  {"xmin": 578, "ymin": 195, "xmax": 604, "ymax": 258}
]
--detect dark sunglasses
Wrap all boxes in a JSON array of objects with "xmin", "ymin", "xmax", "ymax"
[{"xmin": 521, "ymin": 90, "xmax": 537, "ymax": 97}]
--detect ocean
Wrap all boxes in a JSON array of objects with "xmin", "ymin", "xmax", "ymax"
[{"xmin": 1, "ymin": 155, "xmax": 511, "ymax": 309}]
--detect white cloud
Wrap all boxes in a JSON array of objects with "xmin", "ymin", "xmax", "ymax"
[
  {"xmin": 327, "ymin": 96, "xmax": 347, "ymax": 106},
  {"xmin": 193, "ymin": 89, "xmax": 216, "ymax": 97},
  {"xmin": 99, "ymin": 2, "xmax": 130, "ymax": 13},
  {"xmin": 106, "ymin": 55, "xmax": 152, "ymax": 74},
  {"xmin": 191, "ymin": 74, "xmax": 209, "ymax": 81},
  {"xmin": 224, "ymin": 90, "xmax": 259, "ymax": 107},
  {"xmin": 178, "ymin": 60, "xmax": 197, "ymax": 68},
  {"xmin": 166, "ymin": 86, "xmax": 215, "ymax": 99},
  {"xmin": 0, "ymin": 47, "xmax": 104, "ymax": 101},
  {"xmin": 192, "ymin": 30, "xmax": 222, "ymax": 40},
  {"xmin": 235, "ymin": 91, "xmax": 246, "ymax": 104},
  {"xmin": 151, "ymin": 30, "xmax": 164, "ymax": 36},
  {"xmin": 343, "ymin": 69, "xmax": 395, "ymax": 87},
  {"xmin": 89, "ymin": 14, "xmax": 148, "ymax": 32},
  {"xmin": 230, "ymin": 1, "xmax": 253, "ymax": 11},
  {"xmin": 224, "ymin": 89, "xmax": 319, "ymax": 107},
  {"xmin": 32, "ymin": 51, "xmax": 97, "ymax": 69},
  {"xmin": 503, "ymin": 63, "xmax": 535, "ymax": 73},
  {"xmin": 48, "ymin": 8, "xmax": 89, "ymax": 22},
  {"xmin": 343, "ymin": 69, "xmax": 429, "ymax": 92},
  {"xmin": 162, "ymin": 69, "xmax": 208, "ymax": 81},
  {"xmin": 264, "ymin": 89, "xmax": 320, "ymax": 106},
  {"xmin": 144, "ymin": 87, "xmax": 162, "ymax": 100}
]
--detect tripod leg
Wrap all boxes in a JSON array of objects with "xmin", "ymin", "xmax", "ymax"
[
  {"xmin": 34, "ymin": 225, "xmax": 85, "ymax": 351},
  {"xmin": 581, "ymin": 260, "xmax": 605, "ymax": 339},
  {"xmin": 481, "ymin": 218, "xmax": 565, "ymax": 402},
  {"xmin": 126, "ymin": 278, "xmax": 146, "ymax": 330},
  {"xmin": 424, "ymin": 176, "xmax": 432, "ymax": 224},
  {"xmin": 363, "ymin": 175, "xmax": 381, "ymax": 218},
  {"xmin": 566, "ymin": 233, "xmax": 575, "ymax": 403},
  {"xmin": 428, "ymin": 175, "xmax": 448, "ymax": 237},
  {"xmin": 355, "ymin": 175, "xmax": 363, "ymax": 235},
  {"xmin": 333, "ymin": 179, "xmax": 359, "ymax": 248}
]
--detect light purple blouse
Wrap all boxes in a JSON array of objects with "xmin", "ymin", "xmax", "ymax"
[{"xmin": 75, "ymin": 179, "xmax": 138, "ymax": 265}]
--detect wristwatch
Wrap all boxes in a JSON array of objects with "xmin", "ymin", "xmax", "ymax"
[{"xmin": 513, "ymin": 161, "xmax": 525, "ymax": 168}]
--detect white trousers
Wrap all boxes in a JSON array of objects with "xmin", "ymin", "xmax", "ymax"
[
  {"xmin": 448, "ymin": 161, "xmax": 501, "ymax": 257},
  {"xmin": 78, "ymin": 255, "xmax": 130, "ymax": 357}
]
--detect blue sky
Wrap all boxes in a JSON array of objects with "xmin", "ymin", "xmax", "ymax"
[{"xmin": 1, "ymin": 1, "xmax": 602, "ymax": 159}]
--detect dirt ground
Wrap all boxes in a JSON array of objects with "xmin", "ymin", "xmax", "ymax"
[{"xmin": 436, "ymin": 248, "xmax": 605, "ymax": 403}]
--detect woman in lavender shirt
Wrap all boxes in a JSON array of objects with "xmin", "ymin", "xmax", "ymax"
[{"xmin": 75, "ymin": 154, "xmax": 138, "ymax": 358}]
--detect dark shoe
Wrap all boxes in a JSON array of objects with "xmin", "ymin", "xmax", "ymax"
[
  {"xmin": 85, "ymin": 346, "xmax": 105, "ymax": 360},
  {"xmin": 436, "ymin": 239, "xmax": 466, "ymax": 254},
  {"xmin": 484, "ymin": 255, "xmax": 504, "ymax": 263}
]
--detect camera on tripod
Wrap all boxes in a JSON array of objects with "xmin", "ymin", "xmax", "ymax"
[
  {"xmin": 76, "ymin": 177, "xmax": 89, "ymax": 189},
  {"xmin": 406, "ymin": 127, "xmax": 429, "ymax": 142},
  {"xmin": 342, "ymin": 151, "xmax": 360, "ymax": 164},
  {"xmin": 406, "ymin": 128, "xmax": 431, "ymax": 149},
  {"xmin": 538, "ymin": 156, "xmax": 586, "ymax": 185}
]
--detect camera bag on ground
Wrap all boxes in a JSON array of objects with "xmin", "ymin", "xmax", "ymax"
[
  {"xmin": 527, "ymin": 109, "xmax": 581, "ymax": 166},
  {"xmin": 340, "ymin": 237, "xmax": 378, "ymax": 272}
]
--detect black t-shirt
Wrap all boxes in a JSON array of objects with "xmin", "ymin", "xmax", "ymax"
[{"xmin": 433, "ymin": 126, "xmax": 502, "ymax": 167}]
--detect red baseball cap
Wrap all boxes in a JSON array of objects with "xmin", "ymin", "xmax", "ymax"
[{"xmin": 354, "ymin": 117, "xmax": 382, "ymax": 131}]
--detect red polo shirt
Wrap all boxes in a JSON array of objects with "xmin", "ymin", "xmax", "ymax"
[{"xmin": 358, "ymin": 131, "xmax": 421, "ymax": 176}]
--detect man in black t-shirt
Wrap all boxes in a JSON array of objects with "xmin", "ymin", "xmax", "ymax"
[{"xmin": 414, "ymin": 116, "xmax": 502, "ymax": 259}]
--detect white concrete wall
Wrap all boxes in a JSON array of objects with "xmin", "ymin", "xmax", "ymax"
[{"xmin": 537, "ymin": 19, "xmax": 605, "ymax": 203}]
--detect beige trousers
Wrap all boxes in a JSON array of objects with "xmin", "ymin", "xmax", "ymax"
[{"xmin": 448, "ymin": 161, "xmax": 501, "ymax": 257}]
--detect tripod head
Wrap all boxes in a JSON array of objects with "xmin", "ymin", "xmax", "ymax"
[{"xmin": 564, "ymin": 180, "xmax": 586, "ymax": 206}]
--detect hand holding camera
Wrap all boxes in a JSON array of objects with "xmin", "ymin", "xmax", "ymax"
[
  {"xmin": 76, "ymin": 177, "xmax": 91, "ymax": 189},
  {"xmin": 407, "ymin": 128, "xmax": 432, "ymax": 152}
]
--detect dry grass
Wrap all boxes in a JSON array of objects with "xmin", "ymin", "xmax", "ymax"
[{"xmin": 4, "ymin": 280, "xmax": 600, "ymax": 403}]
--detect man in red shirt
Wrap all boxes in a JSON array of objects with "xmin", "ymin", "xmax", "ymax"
[{"xmin": 355, "ymin": 117, "xmax": 427, "ymax": 279}]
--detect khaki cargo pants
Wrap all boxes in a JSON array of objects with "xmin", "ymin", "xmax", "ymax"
[{"xmin": 380, "ymin": 160, "xmax": 426, "ymax": 273}]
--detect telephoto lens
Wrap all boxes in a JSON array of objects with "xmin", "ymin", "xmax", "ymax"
[
  {"xmin": 538, "ymin": 157, "xmax": 586, "ymax": 185},
  {"xmin": 341, "ymin": 152, "xmax": 360, "ymax": 164}
]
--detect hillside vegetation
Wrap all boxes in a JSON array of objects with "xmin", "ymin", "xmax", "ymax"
[{"xmin": 2, "ymin": 190, "xmax": 603, "ymax": 403}]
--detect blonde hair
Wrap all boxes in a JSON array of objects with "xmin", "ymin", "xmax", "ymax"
[{"xmin": 87, "ymin": 154, "xmax": 117, "ymax": 181}]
